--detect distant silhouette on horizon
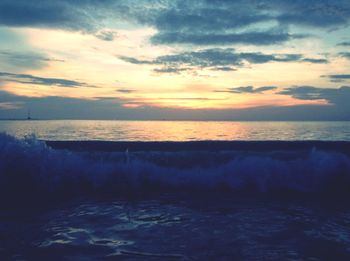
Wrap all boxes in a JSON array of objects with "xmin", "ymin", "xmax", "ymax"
[{"xmin": 27, "ymin": 109, "xmax": 31, "ymax": 120}]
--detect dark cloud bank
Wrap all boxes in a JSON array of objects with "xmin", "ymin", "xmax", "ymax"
[
  {"xmin": 0, "ymin": 0, "xmax": 349, "ymax": 44},
  {"xmin": 1, "ymin": 86, "xmax": 349, "ymax": 121}
]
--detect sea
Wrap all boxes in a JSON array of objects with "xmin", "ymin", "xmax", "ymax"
[
  {"xmin": 0, "ymin": 120, "xmax": 350, "ymax": 141},
  {"xmin": 1, "ymin": 120, "xmax": 350, "ymax": 260}
]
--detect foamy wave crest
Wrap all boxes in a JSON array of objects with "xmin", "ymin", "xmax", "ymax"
[{"xmin": 1, "ymin": 133, "xmax": 350, "ymax": 202}]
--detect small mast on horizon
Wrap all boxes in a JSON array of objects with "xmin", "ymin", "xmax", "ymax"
[{"xmin": 27, "ymin": 109, "xmax": 31, "ymax": 120}]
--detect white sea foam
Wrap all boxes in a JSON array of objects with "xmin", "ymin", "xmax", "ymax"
[{"xmin": 1, "ymin": 133, "xmax": 350, "ymax": 201}]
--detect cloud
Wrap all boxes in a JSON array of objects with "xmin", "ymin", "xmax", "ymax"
[
  {"xmin": 239, "ymin": 53, "xmax": 304, "ymax": 64},
  {"xmin": 0, "ymin": 72, "xmax": 94, "ymax": 88},
  {"xmin": 0, "ymin": 101, "xmax": 22, "ymax": 110},
  {"xmin": 119, "ymin": 48, "xmax": 328, "ymax": 73},
  {"xmin": 144, "ymin": 97, "xmax": 226, "ymax": 101},
  {"xmin": 278, "ymin": 86, "xmax": 350, "ymax": 106},
  {"xmin": 216, "ymin": 86, "xmax": 278, "ymax": 94},
  {"xmin": 1, "ymin": 0, "xmax": 348, "ymax": 33},
  {"xmin": 301, "ymin": 58, "xmax": 328, "ymax": 64},
  {"xmin": 276, "ymin": 5, "xmax": 349, "ymax": 28},
  {"xmin": 0, "ymin": 0, "xmax": 118, "ymax": 32},
  {"xmin": 0, "ymin": 51, "xmax": 50, "ymax": 72},
  {"xmin": 116, "ymin": 89, "xmax": 135, "ymax": 93},
  {"xmin": 337, "ymin": 41, "xmax": 350, "ymax": 46},
  {"xmin": 0, "ymin": 0, "xmax": 349, "ymax": 48},
  {"xmin": 0, "ymin": 51, "xmax": 63, "ymax": 66},
  {"xmin": 211, "ymin": 67, "xmax": 236, "ymax": 72},
  {"xmin": 322, "ymin": 74, "xmax": 350, "ymax": 82},
  {"xmin": 153, "ymin": 67, "xmax": 190, "ymax": 74},
  {"xmin": 149, "ymin": 3, "xmax": 273, "ymax": 32},
  {"xmin": 339, "ymin": 52, "xmax": 350, "ymax": 59},
  {"xmin": 0, "ymin": 28, "xmax": 61, "ymax": 72},
  {"xmin": 151, "ymin": 31, "xmax": 307, "ymax": 46},
  {"xmin": 0, "ymin": 90, "xmax": 131, "ymax": 119},
  {"xmin": 95, "ymin": 30, "xmax": 118, "ymax": 41},
  {"xmin": 145, "ymin": 0, "xmax": 349, "ymax": 46},
  {"xmin": 0, "ymin": 51, "xmax": 63, "ymax": 63},
  {"xmin": 118, "ymin": 56, "xmax": 153, "ymax": 65},
  {"xmin": 278, "ymin": 86, "xmax": 328, "ymax": 100}
]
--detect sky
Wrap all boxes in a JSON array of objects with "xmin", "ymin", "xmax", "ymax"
[{"xmin": 0, "ymin": 0, "xmax": 349, "ymax": 120}]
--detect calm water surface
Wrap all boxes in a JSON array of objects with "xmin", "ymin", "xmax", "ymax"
[{"xmin": 0, "ymin": 120, "xmax": 350, "ymax": 141}]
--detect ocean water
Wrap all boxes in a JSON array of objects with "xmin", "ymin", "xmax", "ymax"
[
  {"xmin": 0, "ymin": 120, "xmax": 350, "ymax": 141},
  {"xmin": 1, "ymin": 121, "xmax": 350, "ymax": 260}
]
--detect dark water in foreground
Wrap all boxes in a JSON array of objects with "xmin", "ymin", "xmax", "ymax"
[
  {"xmin": 1, "ymin": 133, "xmax": 350, "ymax": 260},
  {"xmin": 2, "ymin": 198, "xmax": 350, "ymax": 260}
]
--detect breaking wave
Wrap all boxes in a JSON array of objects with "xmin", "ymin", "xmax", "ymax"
[{"xmin": 1, "ymin": 133, "xmax": 350, "ymax": 203}]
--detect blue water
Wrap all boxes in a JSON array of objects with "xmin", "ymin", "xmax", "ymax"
[
  {"xmin": 1, "ymin": 125, "xmax": 350, "ymax": 260},
  {"xmin": 3, "ymin": 198, "xmax": 350, "ymax": 260}
]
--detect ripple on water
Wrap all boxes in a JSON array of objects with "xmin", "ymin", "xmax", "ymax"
[{"xmin": 2, "ymin": 199, "xmax": 350, "ymax": 260}]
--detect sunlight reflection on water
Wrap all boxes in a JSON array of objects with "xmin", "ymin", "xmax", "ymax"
[{"xmin": 0, "ymin": 120, "xmax": 349, "ymax": 141}]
